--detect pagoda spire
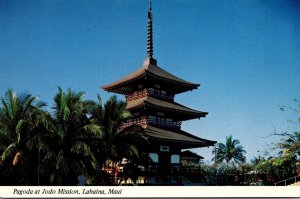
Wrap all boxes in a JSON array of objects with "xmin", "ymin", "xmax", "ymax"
[
  {"xmin": 145, "ymin": 0, "xmax": 157, "ymax": 65},
  {"xmin": 147, "ymin": 1, "xmax": 153, "ymax": 59}
]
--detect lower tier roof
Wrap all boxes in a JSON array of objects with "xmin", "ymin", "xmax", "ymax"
[{"xmin": 120, "ymin": 124, "xmax": 216, "ymax": 149}]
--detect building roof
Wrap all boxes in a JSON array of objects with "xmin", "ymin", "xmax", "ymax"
[
  {"xmin": 141, "ymin": 124, "xmax": 216, "ymax": 149},
  {"xmin": 101, "ymin": 61, "xmax": 200, "ymax": 95},
  {"xmin": 119, "ymin": 124, "xmax": 216, "ymax": 149},
  {"xmin": 181, "ymin": 150, "xmax": 204, "ymax": 159},
  {"xmin": 126, "ymin": 96, "xmax": 207, "ymax": 120}
]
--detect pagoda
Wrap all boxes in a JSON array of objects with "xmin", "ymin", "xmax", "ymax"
[{"xmin": 101, "ymin": 2, "xmax": 216, "ymax": 178}]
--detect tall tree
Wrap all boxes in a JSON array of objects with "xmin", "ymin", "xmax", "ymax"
[
  {"xmin": 40, "ymin": 88, "xmax": 103, "ymax": 185},
  {"xmin": 0, "ymin": 89, "xmax": 48, "ymax": 185},
  {"xmin": 251, "ymin": 155, "xmax": 266, "ymax": 165},
  {"xmin": 277, "ymin": 99, "xmax": 300, "ymax": 156},
  {"xmin": 276, "ymin": 131, "xmax": 300, "ymax": 156},
  {"xmin": 213, "ymin": 135, "xmax": 246, "ymax": 165},
  {"xmin": 90, "ymin": 95, "xmax": 148, "ymax": 166}
]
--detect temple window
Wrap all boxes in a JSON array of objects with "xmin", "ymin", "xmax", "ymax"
[
  {"xmin": 149, "ymin": 153, "xmax": 159, "ymax": 163},
  {"xmin": 171, "ymin": 155, "xmax": 181, "ymax": 173},
  {"xmin": 171, "ymin": 155, "xmax": 180, "ymax": 164},
  {"xmin": 160, "ymin": 145, "xmax": 170, "ymax": 152}
]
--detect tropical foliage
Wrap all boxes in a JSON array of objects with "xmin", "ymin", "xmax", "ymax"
[
  {"xmin": 213, "ymin": 135, "xmax": 246, "ymax": 165},
  {"xmin": 0, "ymin": 87, "xmax": 299, "ymax": 186},
  {"xmin": 251, "ymin": 133, "xmax": 300, "ymax": 185},
  {"xmin": 276, "ymin": 131, "xmax": 300, "ymax": 157},
  {"xmin": 0, "ymin": 89, "xmax": 49, "ymax": 185},
  {"xmin": 90, "ymin": 95, "xmax": 147, "ymax": 165},
  {"xmin": 0, "ymin": 88, "xmax": 147, "ymax": 185},
  {"xmin": 89, "ymin": 95, "xmax": 148, "ymax": 184},
  {"xmin": 39, "ymin": 88, "xmax": 103, "ymax": 185}
]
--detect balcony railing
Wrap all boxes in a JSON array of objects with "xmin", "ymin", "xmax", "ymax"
[
  {"xmin": 126, "ymin": 89, "xmax": 148, "ymax": 101},
  {"xmin": 126, "ymin": 88, "xmax": 174, "ymax": 101},
  {"xmin": 121, "ymin": 116, "xmax": 181, "ymax": 129},
  {"xmin": 121, "ymin": 117, "xmax": 148, "ymax": 128}
]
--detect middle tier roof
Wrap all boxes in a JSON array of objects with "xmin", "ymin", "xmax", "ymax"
[{"xmin": 126, "ymin": 96, "xmax": 208, "ymax": 121}]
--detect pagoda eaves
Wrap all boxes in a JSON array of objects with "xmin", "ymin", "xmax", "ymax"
[
  {"xmin": 121, "ymin": 124, "xmax": 216, "ymax": 149},
  {"xmin": 101, "ymin": 62, "xmax": 200, "ymax": 95},
  {"xmin": 126, "ymin": 96, "xmax": 207, "ymax": 121}
]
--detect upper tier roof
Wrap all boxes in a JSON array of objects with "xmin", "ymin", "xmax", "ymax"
[{"xmin": 101, "ymin": 58, "xmax": 200, "ymax": 95}]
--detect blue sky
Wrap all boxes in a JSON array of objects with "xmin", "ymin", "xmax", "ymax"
[{"xmin": 0, "ymin": 0, "xmax": 299, "ymax": 162}]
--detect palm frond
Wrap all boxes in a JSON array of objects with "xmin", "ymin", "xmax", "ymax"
[
  {"xmin": 40, "ymin": 151, "xmax": 56, "ymax": 176},
  {"xmin": 1, "ymin": 143, "xmax": 18, "ymax": 162},
  {"xmin": 0, "ymin": 129, "xmax": 14, "ymax": 150},
  {"xmin": 70, "ymin": 141, "xmax": 93, "ymax": 157},
  {"xmin": 56, "ymin": 150, "xmax": 69, "ymax": 176},
  {"xmin": 75, "ymin": 124, "xmax": 103, "ymax": 140},
  {"xmin": 213, "ymin": 135, "xmax": 246, "ymax": 165},
  {"xmin": 16, "ymin": 119, "xmax": 30, "ymax": 144}
]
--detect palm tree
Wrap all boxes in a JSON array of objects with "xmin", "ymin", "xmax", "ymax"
[
  {"xmin": 90, "ymin": 95, "xmax": 148, "ymax": 168},
  {"xmin": 251, "ymin": 155, "xmax": 265, "ymax": 165},
  {"xmin": 213, "ymin": 135, "xmax": 246, "ymax": 165},
  {"xmin": 40, "ymin": 88, "xmax": 103, "ymax": 185},
  {"xmin": 276, "ymin": 131, "xmax": 300, "ymax": 156},
  {"xmin": 0, "ymin": 89, "xmax": 48, "ymax": 185}
]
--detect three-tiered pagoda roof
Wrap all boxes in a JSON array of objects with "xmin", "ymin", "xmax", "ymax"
[{"xmin": 101, "ymin": 1, "xmax": 216, "ymax": 151}]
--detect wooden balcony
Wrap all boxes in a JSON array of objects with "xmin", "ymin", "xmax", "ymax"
[
  {"xmin": 121, "ymin": 117, "xmax": 148, "ymax": 128},
  {"xmin": 125, "ymin": 89, "xmax": 148, "ymax": 101},
  {"xmin": 121, "ymin": 116, "xmax": 181, "ymax": 129},
  {"xmin": 125, "ymin": 88, "xmax": 174, "ymax": 102}
]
